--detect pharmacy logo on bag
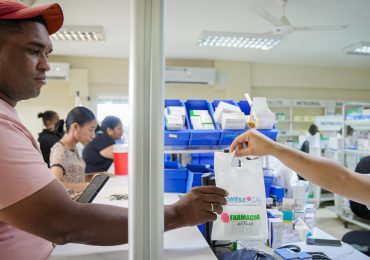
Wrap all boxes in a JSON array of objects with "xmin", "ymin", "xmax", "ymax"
[
  {"xmin": 226, "ymin": 196, "xmax": 261, "ymax": 205},
  {"xmin": 221, "ymin": 212, "xmax": 260, "ymax": 223},
  {"xmin": 221, "ymin": 212, "xmax": 230, "ymax": 223}
]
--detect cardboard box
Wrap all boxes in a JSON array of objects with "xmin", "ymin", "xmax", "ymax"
[
  {"xmin": 221, "ymin": 112, "xmax": 246, "ymax": 129},
  {"xmin": 165, "ymin": 115, "xmax": 184, "ymax": 130},
  {"xmin": 214, "ymin": 101, "xmax": 241, "ymax": 123},
  {"xmin": 268, "ymin": 218, "xmax": 283, "ymax": 249}
]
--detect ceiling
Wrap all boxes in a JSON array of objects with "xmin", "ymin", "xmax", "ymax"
[{"xmin": 34, "ymin": 0, "xmax": 370, "ymax": 68}]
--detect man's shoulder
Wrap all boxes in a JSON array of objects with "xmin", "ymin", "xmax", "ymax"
[{"xmin": 0, "ymin": 113, "xmax": 31, "ymax": 139}]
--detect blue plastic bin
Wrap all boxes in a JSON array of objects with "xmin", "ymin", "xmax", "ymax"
[
  {"xmin": 164, "ymin": 161, "xmax": 188, "ymax": 193},
  {"xmin": 184, "ymin": 100, "xmax": 221, "ymax": 145},
  {"xmin": 238, "ymin": 100, "xmax": 251, "ymax": 115},
  {"xmin": 238, "ymin": 100, "xmax": 278, "ymax": 141},
  {"xmin": 164, "ymin": 99, "xmax": 190, "ymax": 146},
  {"xmin": 270, "ymin": 185, "xmax": 285, "ymax": 202},
  {"xmin": 191, "ymin": 154, "xmax": 200, "ymax": 164},
  {"xmin": 199, "ymin": 153, "xmax": 214, "ymax": 165},
  {"xmin": 263, "ymin": 175, "xmax": 274, "ymax": 197},
  {"xmin": 186, "ymin": 164, "xmax": 214, "ymax": 192},
  {"xmin": 212, "ymin": 100, "xmax": 247, "ymax": 145},
  {"xmin": 191, "ymin": 153, "xmax": 214, "ymax": 165}
]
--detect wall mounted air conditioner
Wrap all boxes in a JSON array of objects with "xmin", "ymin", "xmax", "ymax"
[
  {"xmin": 46, "ymin": 62, "xmax": 70, "ymax": 80},
  {"xmin": 165, "ymin": 66, "xmax": 216, "ymax": 85}
]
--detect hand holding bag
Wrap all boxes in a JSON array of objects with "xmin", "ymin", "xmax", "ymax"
[{"xmin": 212, "ymin": 151, "xmax": 268, "ymax": 243}]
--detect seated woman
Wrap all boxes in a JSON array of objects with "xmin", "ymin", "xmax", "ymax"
[
  {"xmin": 83, "ymin": 116, "xmax": 123, "ymax": 176},
  {"xmin": 50, "ymin": 107, "xmax": 97, "ymax": 193},
  {"xmin": 37, "ymin": 110, "xmax": 62, "ymax": 167}
]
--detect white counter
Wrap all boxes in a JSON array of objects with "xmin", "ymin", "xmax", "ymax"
[{"xmin": 50, "ymin": 176, "xmax": 217, "ymax": 260}]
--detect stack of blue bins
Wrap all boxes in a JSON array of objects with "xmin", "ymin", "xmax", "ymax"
[
  {"xmin": 186, "ymin": 164, "xmax": 215, "ymax": 237},
  {"xmin": 164, "ymin": 99, "xmax": 190, "ymax": 146},
  {"xmin": 164, "ymin": 161, "xmax": 188, "ymax": 193},
  {"xmin": 184, "ymin": 99, "xmax": 221, "ymax": 145},
  {"xmin": 186, "ymin": 164, "xmax": 214, "ymax": 192},
  {"xmin": 212, "ymin": 100, "xmax": 247, "ymax": 145}
]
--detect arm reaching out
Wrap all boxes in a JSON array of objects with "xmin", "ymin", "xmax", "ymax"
[
  {"xmin": 230, "ymin": 129, "xmax": 370, "ymax": 206},
  {"xmin": 0, "ymin": 180, "xmax": 227, "ymax": 246}
]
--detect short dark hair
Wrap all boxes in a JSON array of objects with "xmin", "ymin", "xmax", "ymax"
[
  {"xmin": 0, "ymin": 15, "xmax": 48, "ymax": 42},
  {"xmin": 100, "ymin": 116, "xmax": 122, "ymax": 134},
  {"xmin": 38, "ymin": 110, "xmax": 58, "ymax": 127},
  {"xmin": 308, "ymin": 124, "xmax": 319, "ymax": 136},
  {"xmin": 65, "ymin": 107, "xmax": 96, "ymax": 132}
]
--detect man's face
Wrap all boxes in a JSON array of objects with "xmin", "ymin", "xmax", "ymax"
[{"xmin": 0, "ymin": 22, "xmax": 52, "ymax": 105}]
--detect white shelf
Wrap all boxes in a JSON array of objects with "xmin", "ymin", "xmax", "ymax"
[
  {"xmin": 276, "ymin": 120, "xmax": 313, "ymax": 124},
  {"xmin": 344, "ymin": 149, "xmax": 370, "ymax": 156},
  {"xmin": 328, "ymin": 206, "xmax": 370, "ymax": 231},
  {"xmin": 164, "ymin": 145, "xmax": 228, "ymax": 154},
  {"xmin": 320, "ymin": 192, "xmax": 334, "ymax": 202},
  {"xmin": 328, "ymin": 149, "xmax": 370, "ymax": 156},
  {"xmin": 278, "ymin": 133, "xmax": 301, "ymax": 137},
  {"xmin": 344, "ymin": 120, "xmax": 370, "ymax": 130}
]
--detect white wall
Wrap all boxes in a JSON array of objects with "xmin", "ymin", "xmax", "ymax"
[{"xmin": 251, "ymin": 63, "xmax": 370, "ymax": 100}]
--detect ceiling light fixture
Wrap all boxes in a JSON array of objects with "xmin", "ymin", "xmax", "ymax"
[
  {"xmin": 345, "ymin": 41, "xmax": 370, "ymax": 56},
  {"xmin": 197, "ymin": 31, "xmax": 282, "ymax": 50},
  {"xmin": 50, "ymin": 26, "xmax": 105, "ymax": 42}
]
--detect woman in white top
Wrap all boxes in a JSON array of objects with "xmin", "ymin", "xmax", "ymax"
[
  {"xmin": 305, "ymin": 124, "xmax": 321, "ymax": 157},
  {"xmin": 50, "ymin": 107, "xmax": 97, "ymax": 193},
  {"xmin": 230, "ymin": 129, "xmax": 370, "ymax": 208}
]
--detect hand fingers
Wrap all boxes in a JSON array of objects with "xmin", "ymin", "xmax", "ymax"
[
  {"xmin": 230, "ymin": 131, "xmax": 250, "ymax": 152},
  {"xmin": 200, "ymin": 194, "xmax": 227, "ymax": 205},
  {"xmin": 191, "ymin": 186, "xmax": 228, "ymax": 197},
  {"xmin": 201, "ymin": 211, "xmax": 217, "ymax": 223},
  {"xmin": 235, "ymin": 148, "xmax": 251, "ymax": 157},
  {"xmin": 204, "ymin": 202, "xmax": 223, "ymax": 214}
]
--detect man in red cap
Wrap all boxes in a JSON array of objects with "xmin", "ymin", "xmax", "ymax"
[{"xmin": 0, "ymin": 1, "xmax": 227, "ymax": 259}]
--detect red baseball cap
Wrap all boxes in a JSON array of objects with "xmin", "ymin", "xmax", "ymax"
[{"xmin": 0, "ymin": 0, "xmax": 63, "ymax": 35}]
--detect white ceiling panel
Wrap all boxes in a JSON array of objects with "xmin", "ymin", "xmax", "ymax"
[{"xmin": 34, "ymin": 0, "xmax": 370, "ymax": 68}]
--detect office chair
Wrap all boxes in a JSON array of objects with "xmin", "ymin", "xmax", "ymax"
[
  {"xmin": 349, "ymin": 156, "xmax": 370, "ymax": 220},
  {"xmin": 342, "ymin": 156, "xmax": 370, "ymax": 256},
  {"xmin": 342, "ymin": 231, "xmax": 370, "ymax": 256}
]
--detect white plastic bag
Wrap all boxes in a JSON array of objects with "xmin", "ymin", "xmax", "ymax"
[{"xmin": 212, "ymin": 152, "xmax": 268, "ymax": 242}]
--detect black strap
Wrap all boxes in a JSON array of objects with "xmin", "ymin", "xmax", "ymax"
[{"xmin": 50, "ymin": 164, "xmax": 66, "ymax": 175}]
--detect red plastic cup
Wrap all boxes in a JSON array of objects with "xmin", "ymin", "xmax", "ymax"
[{"xmin": 113, "ymin": 144, "xmax": 128, "ymax": 175}]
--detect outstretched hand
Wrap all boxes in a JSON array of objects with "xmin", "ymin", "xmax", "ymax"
[{"xmin": 229, "ymin": 129, "xmax": 278, "ymax": 157}]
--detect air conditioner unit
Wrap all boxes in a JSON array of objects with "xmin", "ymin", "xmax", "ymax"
[
  {"xmin": 46, "ymin": 62, "xmax": 70, "ymax": 80},
  {"xmin": 165, "ymin": 66, "xmax": 216, "ymax": 85}
]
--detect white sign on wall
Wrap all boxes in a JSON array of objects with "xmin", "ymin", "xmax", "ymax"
[
  {"xmin": 315, "ymin": 116, "xmax": 342, "ymax": 131},
  {"xmin": 293, "ymin": 100, "xmax": 326, "ymax": 107},
  {"xmin": 267, "ymin": 99, "xmax": 291, "ymax": 107},
  {"xmin": 266, "ymin": 99, "xmax": 352, "ymax": 108}
]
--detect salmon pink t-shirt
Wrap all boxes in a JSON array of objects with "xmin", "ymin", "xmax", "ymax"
[{"xmin": 0, "ymin": 98, "xmax": 55, "ymax": 260}]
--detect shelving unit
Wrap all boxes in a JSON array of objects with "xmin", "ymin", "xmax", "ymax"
[
  {"xmin": 333, "ymin": 102, "xmax": 370, "ymax": 229},
  {"xmin": 270, "ymin": 100, "xmax": 343, "ymax": 206},
  {"xmin": 268, "ymin": 99, "xmax": 335, "ymax": 142}
]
